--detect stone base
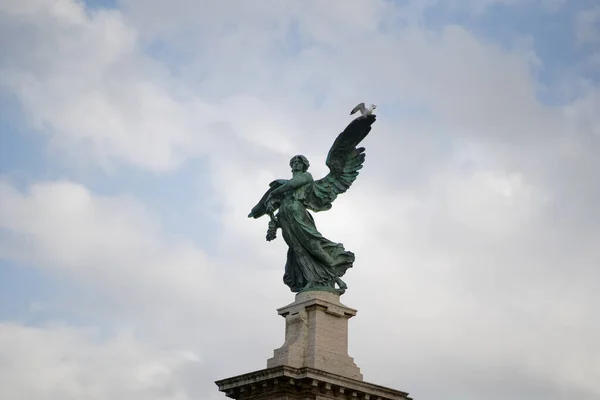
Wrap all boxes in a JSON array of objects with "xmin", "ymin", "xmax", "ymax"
[
  {"xmin": 266, "ymin": 291, "xmax": 362, "ymax": 381},
  {"xmin": 215, "ymin": 365, "xmax": 412, "ymax": 400}
]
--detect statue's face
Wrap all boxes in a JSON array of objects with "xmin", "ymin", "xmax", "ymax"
[{"xmin": 291, "ymin": 157, "xmax": 305, "ymax": 172}]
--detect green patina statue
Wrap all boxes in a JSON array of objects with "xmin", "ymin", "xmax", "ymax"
[{"xmin": 248, "ymin": 113, "xmax": 377, "ymax": 294}]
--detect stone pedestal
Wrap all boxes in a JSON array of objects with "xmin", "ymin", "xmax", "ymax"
[
  {"xmin": 267, "ymin": 291, "xmax": 362, "ymax": 381},
  {"xmin": 215, "ymin": 291, "xmax": 413, "ymax": 400}
]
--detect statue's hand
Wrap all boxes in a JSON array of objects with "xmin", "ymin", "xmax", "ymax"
[
  {"xmin": 265, "ymin": 192, "xmax": 278, "ymax": 212},
  {"xmin": 266, "ymin": 199, "xmax": 276, "ymax": 213}
]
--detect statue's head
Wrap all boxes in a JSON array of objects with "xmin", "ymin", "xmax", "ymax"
[
  {"xmin": 290, "ymin": 155, "xmax": 310, "ymax": 172},
  {"xmin": 371, "ymin": 104, "xmax": 377, "ymax": 110}
]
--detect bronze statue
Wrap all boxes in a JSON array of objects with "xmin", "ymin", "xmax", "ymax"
[{"xmin": 249, "ymin": 113, "xmax": 376, "ymax": 294}]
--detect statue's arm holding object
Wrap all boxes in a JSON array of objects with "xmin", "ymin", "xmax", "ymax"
[{"xmin": 267, "ymin": 173, "xmax": 312, "ymax": 202}]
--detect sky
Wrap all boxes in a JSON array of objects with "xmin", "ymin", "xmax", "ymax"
[{"xmin": 0, "ymin": 0, "xmax": 599, "ymax": 399}]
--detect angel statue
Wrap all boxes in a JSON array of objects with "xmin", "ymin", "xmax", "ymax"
[{"xmin": 248, "ymin": 114, "xmax": 376, "ymax": 295}]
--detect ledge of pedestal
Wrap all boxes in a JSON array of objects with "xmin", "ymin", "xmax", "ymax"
[
  {"xmin": 215, "ymin": 366, "xmax": 412, "ymax": 400},
  {"xmin": 277, "ymin": 290, "xmax": 358, "ymax": 318}
]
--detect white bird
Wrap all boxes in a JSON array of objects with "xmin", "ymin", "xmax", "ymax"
[{"xmin": 350, "ymin": 102, "xmax": 377, "ymax": 117}]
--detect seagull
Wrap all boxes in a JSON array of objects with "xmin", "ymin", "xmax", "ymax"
[{"xmin": 350, "ymin": 102, "xmax": 377, "ymax": 117}]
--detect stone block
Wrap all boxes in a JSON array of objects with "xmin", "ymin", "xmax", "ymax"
[{"xmin": 267, "ymin": 291, "xmax": 362, "ymax": 381}]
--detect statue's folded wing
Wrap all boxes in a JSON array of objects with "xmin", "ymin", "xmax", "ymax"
[
  {"xmin": 248, "ymin": 180, "xmax": 284, "ymax": 218},
  {"xmin": 305, "ymin": 114, "xmax": 376, "ymax": 212}
]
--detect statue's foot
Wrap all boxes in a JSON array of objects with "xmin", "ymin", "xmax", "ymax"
[
  {"xmin": 335, "ymin": 281, "xmax": 346, "ymax": 295},
  {"xmin": 299, "ymin": 280, "xmax": 344, "ymax": 294},
  {"xmin": 335, "ymin": 277, "xmax": 347, "ymax": 290}
]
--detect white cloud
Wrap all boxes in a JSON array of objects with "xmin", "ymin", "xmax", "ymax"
[
  {"xmin": 0, "ymin": 180, "xmax": 213, "ymax": 308},
  {"xmin": 0, "ymin": 323, "xmax": 200, "ymax": 400},
  {"xmin": 0, "ymin": 0, "xmax": 222, "ymax": 172}
]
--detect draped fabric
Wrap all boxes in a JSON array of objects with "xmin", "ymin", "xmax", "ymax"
[{"xmin": 277, "ymin": 187, "xmax": 354, "ymax": 292}]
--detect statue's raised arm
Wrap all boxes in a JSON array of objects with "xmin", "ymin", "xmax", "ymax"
[{"xmin": 248, "ymin": 110, "xmax": 377, "ymax": 295}]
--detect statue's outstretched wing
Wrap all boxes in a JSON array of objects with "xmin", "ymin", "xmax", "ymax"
[
  {"xmin": 248, "ymin": 180, "xmax": 284, "ymax": 218},
  {"xmin": 305, "ymin": 114, "xmax": 376, "ymax": 212}
]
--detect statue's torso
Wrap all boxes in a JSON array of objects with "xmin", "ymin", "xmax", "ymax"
[{"xmin": 280, "ymin": 174, "xmax": 312, "ymax": 217}]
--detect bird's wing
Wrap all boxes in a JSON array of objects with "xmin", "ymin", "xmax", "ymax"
[{"xmin": 350, "ymin": 102, "xmax": 365, "ymax": 115}]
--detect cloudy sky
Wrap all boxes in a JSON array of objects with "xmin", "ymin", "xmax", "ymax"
[{"xmin": 1, "ymin": 0, "xmax": 599, "ymax": 399}]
